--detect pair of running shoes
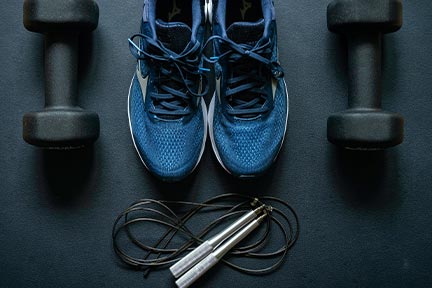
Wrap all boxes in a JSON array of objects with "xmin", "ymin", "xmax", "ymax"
[{"xmin": 128, "ymin": 0, "xmax": 288, "ymax": 181}]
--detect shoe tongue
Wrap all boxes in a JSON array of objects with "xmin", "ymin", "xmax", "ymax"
[
  {"xmin": 153, "ymin": 20, "xmax": 193, "ymax": 120},
  {"xmin": 226, "ymin": 19, "xmax": 265, "ymax": 45},
  {"xmin": 156, "ymin": 20, "xmax": 192, "ymax": 54},
  {"xmin": 225, "ymin": 19, "xmax": 267, "ymax": 118}
]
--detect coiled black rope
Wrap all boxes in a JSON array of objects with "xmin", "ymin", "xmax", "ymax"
[{"xmin": 112, "ymin": 193, "xmax": 299, "ymax": 278}]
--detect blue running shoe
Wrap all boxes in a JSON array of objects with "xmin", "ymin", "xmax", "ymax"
[
  {"xmin": 206, "ymin": 0, "xmax": 289, "ymax": 177},
  {"xmin": 128, "ymin": 0, "xmax": 208, "ymax": 182}
]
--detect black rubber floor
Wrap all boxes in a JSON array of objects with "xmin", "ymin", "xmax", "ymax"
[{"xmin": 1, "ymin": 1, "xmax": 431, "ymax": 287}]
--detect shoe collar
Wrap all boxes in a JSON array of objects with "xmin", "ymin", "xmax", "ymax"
[
  {"xmin": 142, "ymin": 0, "xmax": 204, "ymax": 43},
  {"xmin": 213, "ymin": 0, "xmax": 275, "ymax": 39}
]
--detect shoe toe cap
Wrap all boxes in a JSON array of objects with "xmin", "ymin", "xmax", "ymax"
[{"xmin": 213, "ymin": 118, "xmax": 284, "ymax": 177}]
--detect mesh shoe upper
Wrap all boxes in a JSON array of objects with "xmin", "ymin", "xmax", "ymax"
[
  {"xmin": 129, "ymin": 77, "xmax": 206, "ymax": 179},
  {"xmin": 128, "ymin": 0, "xmax": 207, "ymax": 181},
  {"xmin": 212, "ymin": 80, "xmax": 288, "ymax": 176},
  {"xmin": 209, "ymin": 0, "xmax": 289, "ymax": 177}
]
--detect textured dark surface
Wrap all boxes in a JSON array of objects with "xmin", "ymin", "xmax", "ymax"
[{"xmin": 1, "ymin": 1, "xmax": 432, "ymax": 287}]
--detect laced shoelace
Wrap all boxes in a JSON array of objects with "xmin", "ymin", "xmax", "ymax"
[
  {"xmin": 203, "ymin": 35, "xmax": 284, "ymax": 118},
  {"xmin": 129, "ymin": 34, "xmax": 209, "ymax": 119}
]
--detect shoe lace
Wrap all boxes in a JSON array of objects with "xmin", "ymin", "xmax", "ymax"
[
  {"xmin": 129, "ymin": 34, "xmax": 209, "ymax": 119},
  {"xmin": 203, "ymin": 36, "xmax": 284, "ymax": 118}
]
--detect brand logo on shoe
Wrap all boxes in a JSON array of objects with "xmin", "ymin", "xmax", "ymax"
[
  {"xmin": 168, "ymin": 0, "xmax": 181, "ymax": 21},
  {"xmin": 137, "ymin": 68, "xmax": 149, "ymax": 102},
  {"xmin": 240, "ymin": 0, "xmax": 252, "ymax": 20}
]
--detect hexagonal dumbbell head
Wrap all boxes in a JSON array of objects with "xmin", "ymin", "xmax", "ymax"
[
  {"xmin": 328, "ymin": 110, "xmax": 404, "ymax": 150},
  {"xmin": 23, "ymin": 109, "xmax": 100, "ymax": 149},
  {"xmin": 24, "ymin": 0, "xmax": 99, "ymax": 33},
  {"xmin": 327, "ymin": 0, "xmax": 403, "ymax": 34}
]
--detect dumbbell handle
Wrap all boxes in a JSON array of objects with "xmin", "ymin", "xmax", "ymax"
[
  {"xmin": 347, "ymin": 33, "xmax": 382, "ymax": 109},
  {"xmin": 45, "ymin": 33, "xmax": 79, "ymax": 108}
]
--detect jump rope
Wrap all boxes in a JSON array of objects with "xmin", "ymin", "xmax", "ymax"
[{"xmin": 112, "ymin": 193, "xmax": 299, "ymax": 287}]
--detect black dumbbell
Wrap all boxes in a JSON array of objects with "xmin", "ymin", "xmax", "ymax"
[
  {"xmin": 327, "ymin": 0, "xmax": 404, "ymax": 150},
  {"xmin": 23, "ymin": 0, "xmax": 100, "ymax": 149}
]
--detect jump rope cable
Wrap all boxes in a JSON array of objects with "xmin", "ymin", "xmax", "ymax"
[{"xmin": 112, "ymin": 193, "xmax": 299, "ymax": 277}]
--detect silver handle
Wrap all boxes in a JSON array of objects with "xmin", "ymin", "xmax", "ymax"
[
  {"xmin": 175, "ymin": 253, "xmax": 219, "ymax": 288},
  {"xmin": 170, "ymin": 240, "xmax": 213, "ymax": 278}
]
